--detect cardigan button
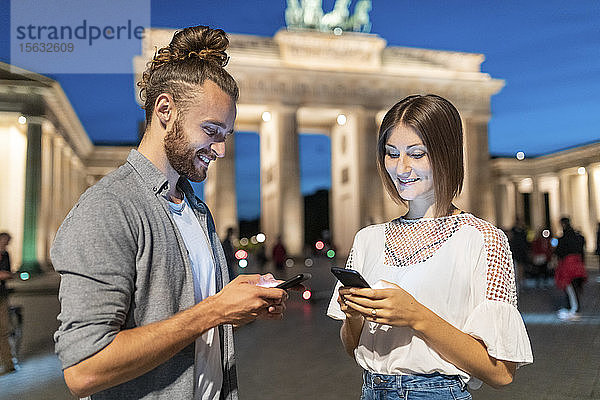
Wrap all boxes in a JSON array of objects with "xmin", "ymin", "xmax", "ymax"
[{"xmin": 373, "ymin": 377, "xmax": 382, "ymax": 384}]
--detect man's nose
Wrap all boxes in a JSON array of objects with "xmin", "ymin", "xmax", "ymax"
[{"xmin": 211, "ymin": 141, "xmax": 226, "ymax": 158}]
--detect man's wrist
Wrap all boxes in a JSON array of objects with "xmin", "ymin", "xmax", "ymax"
[{"xmin": 188, "ymin": 295, "xmax": 224, "ymax": 333}]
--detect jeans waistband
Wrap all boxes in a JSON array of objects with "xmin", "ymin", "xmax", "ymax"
[{"xmin": 363, "ymin": 370, "xmax": 464, "ymax": 390}]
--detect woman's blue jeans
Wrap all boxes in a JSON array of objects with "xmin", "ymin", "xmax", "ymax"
[{"xmin": 360, "ymin": 370, "xmax": 472, "ymax": 400}]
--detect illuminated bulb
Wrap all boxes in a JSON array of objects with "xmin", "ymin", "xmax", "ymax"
[
  {"xmin": 302, "ymin": 290, "xmax": 312, "ymax": 300},
  {"xmin": 18, "ymin": 116, "xmax": 27, "ymax": 125},
  {"xmin": 261, "ymin": 111, "xmax": 271, "ymax": 122},
  {"xmin": 327, "ymin": 249, "xmax": 336, "ymax": 258},
  {"xmin": 238, "ymin": 259, "xmax": 248, "ymax": 268},
  {"xmin": 315, "ymin": 241, "xmax": 325, "ymax": 250},
  {"xmin": 542, "ymin": 229, "xmax": 550, "ymax": 238},
  {"xmin": 333, "ymin": 27, "xmax": 343, "ymax": 36},
  {"xmin": 336, "ymin": 114, "xmax": 347, "ymax": 126},
  {"xmin": 20, "ymin": 272, "xmax": 29, "ymax": 280},
  {"xmin": 578, "ymin": 167, "xmax": 586, "ymax": 175},
  {"xmin": 515, "ymin": 151, "xmax": 525, "ymax": 161},
  {"xmin": 256, "ymin": 233, "xmax": 266, "ymax": 243}
]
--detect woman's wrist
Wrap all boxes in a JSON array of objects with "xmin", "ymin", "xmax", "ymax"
[{"xmin": 408, "ymin": 302, "xmax": 433, "ymax": 334}]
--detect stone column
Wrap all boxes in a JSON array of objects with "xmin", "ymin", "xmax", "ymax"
[
  {"xmin": 259, "ymin": 106, "xmax": 303, "ymax": 256},
  {"xmin": 558, "ymin": 170, "xmax": 572, "ymax": 220},
  {"xmin": 203, "ymin": 133, "xmax": 238, "ymax": 239},
  {"xmin": 61, "ymin": 146, "xmax": 73, "ymax": 219},
  {"xmin": 37, "ymin": 126, "xmax": 54, "ymax": 268},
  {"xmin": 494, "ymin": 179, "xmax": 514, "ymax": 230},
  {"xmin": 587, "ymin": 164, "xmax": 598, "ymax": 225},
  {"xmin": 513, "ymin": 180, "xmax": 523, "ymax": 224},
  {"xmin": 20, "ymin": 117, "xmax": 43, "ymax": 274},
  {"xmin": 531, "ymin": 176, "xmax": 545, "ymax": 230},
  {"xmin": 330, "ymin": 108, "xmax": 379, "ymax": 256},
  {"xmin": 459, "ymin": 116, "xmax": 494, "ymax": 222},
  {"xmin": 52, "ymin": 136, "xmax": 64, "ymax": 236}
]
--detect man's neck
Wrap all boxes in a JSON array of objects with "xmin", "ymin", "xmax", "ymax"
[{"xmin": 138, "ymin": 131, "xmax": 182, "ymax": 203}]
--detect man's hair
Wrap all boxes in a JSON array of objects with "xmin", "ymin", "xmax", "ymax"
[
  {"xmin": 138, "ymin": 25, "xmax": 240, "ymax": 127},
  {"xmin": 0, "ymin": 232, "xmax": 11, "ymax": 241},
  {"xmin": 376, "ymin": 94, "xmax": 464, "ymax": 217}
]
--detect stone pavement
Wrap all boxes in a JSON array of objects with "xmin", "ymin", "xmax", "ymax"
[{"xmin": 1, "ymin": 258, "xmax": 599, "ymax": 399}]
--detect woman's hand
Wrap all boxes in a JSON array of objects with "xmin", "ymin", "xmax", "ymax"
[
  {"xmin": 337, "ymin": 287, "xmax": 364, "ymax": 321},
  {"xmin": 340, "ymin": 281, "xmax": 426, "ymax": 328}
]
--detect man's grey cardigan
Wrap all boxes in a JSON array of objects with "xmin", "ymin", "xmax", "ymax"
[{"xmin": 52, "ymin": 150, "xmax": 238, "ymax": 400}]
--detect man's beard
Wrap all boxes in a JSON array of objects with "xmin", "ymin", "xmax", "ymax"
[{"xmin": 164, "ymin": 116, "xmax": 207, "ymax": 182}]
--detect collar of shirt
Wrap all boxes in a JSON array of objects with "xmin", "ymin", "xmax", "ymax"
[{"xmin": 126, "ymin": 149, "xmax": 206, "ymax": 214}]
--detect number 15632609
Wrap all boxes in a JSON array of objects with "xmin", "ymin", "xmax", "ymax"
[{"xmin": 19, "ymin": 42, "xmax": 74, "ymax": 53}]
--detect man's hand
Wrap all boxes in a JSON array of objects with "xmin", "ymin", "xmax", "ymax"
[
  {"xmin": 210, "ymin": 274, "xmax": 288, "ymax": 327},
  {"xmin": 0, "ymin": 270, "xmax": 13, "ymax": 280}
]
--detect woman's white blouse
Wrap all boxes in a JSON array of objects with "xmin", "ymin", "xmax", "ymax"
[{"xmin": 327, "ymin": 213, "xmax": 533, "ymax": 389}]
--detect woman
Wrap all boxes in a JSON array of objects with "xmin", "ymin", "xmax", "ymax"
[{"xmin": 327, "ymin": 95, "xmax": 533, "ymax": 399}]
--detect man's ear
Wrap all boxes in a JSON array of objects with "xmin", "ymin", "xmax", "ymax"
[{"xmin": 154, "ymin": 93, "xmax": 176, "ymax": 129}]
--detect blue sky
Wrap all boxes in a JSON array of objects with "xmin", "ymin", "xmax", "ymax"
[{"xmin": 1, "ymin": 0, "xmax": 599, "ymax": 219}]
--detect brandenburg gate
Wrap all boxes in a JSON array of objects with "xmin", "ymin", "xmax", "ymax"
[{"xmin": 134, "ymin": 29, "xmax": 504, "ymax": 256}]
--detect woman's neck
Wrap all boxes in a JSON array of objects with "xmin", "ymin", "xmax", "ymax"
[{"xmin": 404, "ymin": 198, "xmax": 458, "ymax": 220}]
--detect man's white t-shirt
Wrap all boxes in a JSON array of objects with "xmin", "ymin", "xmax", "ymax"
[{"xmin": 168, "ymin": 197, "xmax": 222, "ymax": 400}]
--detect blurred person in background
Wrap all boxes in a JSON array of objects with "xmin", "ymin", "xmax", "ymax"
[
  {"xmin": 554, "ymin": 217, "xmax": 587, "ymax": 320},
  {"xmin": 0, "ymin": 232, "xmax": 15, "ymax": 375}
]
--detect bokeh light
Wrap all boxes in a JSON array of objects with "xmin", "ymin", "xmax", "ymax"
[{"xmin": 235, "ymin": 249, "xmax": 248, "ymax": 260}]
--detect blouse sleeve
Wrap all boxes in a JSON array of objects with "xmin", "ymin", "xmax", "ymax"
[
  {"xmin": 327, "ymin": 233, "xmax": 361, "ymax": 320},
  {"xmin": 463, "ymin": 227, "xmax": 533, "ymax": 367}
]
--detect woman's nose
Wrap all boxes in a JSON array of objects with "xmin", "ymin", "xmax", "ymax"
[{"xmin": 395, "ymin": 156, "xmax": 411, "ymax": 176}]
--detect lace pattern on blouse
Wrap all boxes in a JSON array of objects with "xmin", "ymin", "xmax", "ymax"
[{"xmin": 383, "ymin": 214, "xmax": 517, "ymax": 306}]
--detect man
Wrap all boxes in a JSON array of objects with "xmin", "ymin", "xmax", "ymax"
[
  {"xmin": 555, "ymin": 217, "xmax": 587, "ymax": 320},
  {"xmin": 0, "ymin": 232, "xmax": 15, "ymax": 375},
  {"xmin": 221, "ymin": 227, "xmax": 237, "ymax": 280},
  {"xmin": 52, "ymin": 26, "xmax": 288, "ymax": 399}
]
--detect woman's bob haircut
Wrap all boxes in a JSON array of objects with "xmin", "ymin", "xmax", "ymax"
[{"xmin": 376, "ymin": 94, "xmax": 464, "ymax": 217}]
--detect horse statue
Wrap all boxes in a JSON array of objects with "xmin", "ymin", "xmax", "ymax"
[
  {"xmin": 348, "ymin": 0, "xmax": 372, "ymax": 33},
  {"xmin": 285, "ymin": 0, "xmax": 303, "ymax": 29},
  {"xmin": 319, "ymin": 0, "xmax": 351, "ymax": 32},
  {"xmin": 301, "ymin": 0, "xmax": 324, "ymax": 29}
]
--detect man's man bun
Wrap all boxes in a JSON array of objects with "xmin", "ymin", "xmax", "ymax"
[{"xmin": 138, "ymin": 25, "xmax": 239, "ymax": 126}]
